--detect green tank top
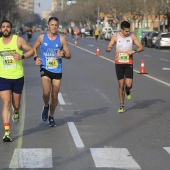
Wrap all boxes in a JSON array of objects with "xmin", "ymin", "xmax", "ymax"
[{"xmin": 0, "ymin": 35, "xmax": 23, "ymax": 79}]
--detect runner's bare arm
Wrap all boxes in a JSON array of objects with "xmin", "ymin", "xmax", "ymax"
[
  {"xmin": 33, "ymin": 34, "xmax": 44, "ymax": 57},
  {"xmin": 15, "ymin": 36, "xmax": 34, "ymax": 59},
  {"xmin": 33, "ymin": 35, "xmax": 44, "ymax": 66},
  {"xmin": 106, "ymin": 34, "xmax": 116, "ymax": 52},
  {"xmin": 132, "ymin": 33, "xmax": 144, "ymax": 53},
  {"xmin": 59, "ymin": 35, "xmax": 71, "ymax": 59}
]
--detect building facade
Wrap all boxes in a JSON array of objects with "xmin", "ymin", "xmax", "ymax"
[
  {"xmin": 15, "ymin": 0, "xmax": 34, "ymax": 14},
  {"xmin": 52, "ymin": 0, "xmax": 68, "ymax": 11}
]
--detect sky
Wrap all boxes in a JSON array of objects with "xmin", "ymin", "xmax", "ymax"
[{"xmin": 34, "ymin": 0, "xmax": 53, "ymax": 16}]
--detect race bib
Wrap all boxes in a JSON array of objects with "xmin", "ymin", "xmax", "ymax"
[
  {"xmin": 0, "ymin": 50, "xmax": 17, "ymax": 68},
  {"xmin": 2, "ymin": 56, "xmax": 16, "ymax": 68},
  {"xmin": 46, "ymin": 57, "xmax": 58, "ymax": 69},
  {"xmin": 118, "ymin": 53, "xmax": 130, "ymax": 63}
]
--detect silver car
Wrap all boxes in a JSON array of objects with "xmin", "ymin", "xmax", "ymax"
[
  {"xmin": 155, "ymin": 33, "xmax": 170, "ymax": 49},
  {"xmin": 147, "ymin": 32, "xmax": 159, "ymax": 48}
]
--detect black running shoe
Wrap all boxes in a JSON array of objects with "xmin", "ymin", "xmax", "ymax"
[
  {"xmin": 49, "ymin": 117, "xmax": 56, "ymax": 127},
  {"xmin": 41, "ymin": 106, "xmax": 49, "ymax": 121}
]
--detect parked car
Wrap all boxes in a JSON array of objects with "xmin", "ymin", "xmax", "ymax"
[
  {"xmin": 147, "ymin": 32, "xmax": 159, "ymax": 48},
  {"xmin": 155, "ymin": 32, "xmax": 170, "ymax": 49},
  {"xmin": 141, "ymin": 31, "xmax": 153, "ymax": 47},
  {"xmin": 100, "ymin": 26, "xmax": 113, "ymax": 40},
  {"xmin": 102, "ymin": 26, "xmax": 113, "ymax": 34},
  {"xmin": 108, "ymin": 30, "xmax": 120, "ymax": 40},
  {"xmin": 100, "ymin": 29, "xmax": 119, "ymax": 40},
  {"xmin": 104, "ymin": 29, "xmax": 113, "ymax": 40},
  {"xmin": 84, "ymin": 29, "xmax": 90, "ymax": 36}
]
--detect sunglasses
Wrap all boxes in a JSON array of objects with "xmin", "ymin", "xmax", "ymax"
[{"xmin": 48, "ymin": 17, "xmax": 59, "ymax": 23}]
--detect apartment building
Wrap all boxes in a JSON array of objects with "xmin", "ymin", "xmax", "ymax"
[
  {"xmin": 15, "ymin": 0, "xmax": 34, "ymax": 14},
  {"xmin": 51, "ymin": 0, "xmax": 77, "ymax": 12},
  {"xmin": 52, "ymin": 0, "xmax": 67, "ymax": 11}
]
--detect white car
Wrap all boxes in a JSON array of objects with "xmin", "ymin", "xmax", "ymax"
[
  {"xmin": 100, "ymin": 27, "xmax": 113, "ymax": 40},
  {"xmin": 155, "ymin": 32, "xmax": 170, "ymax": 49},
  {"xmin": 102, "ymin": 27, "xmax": 113, "ymax": 34},
  {"xmin": 104, "ymin": 29, "xmax": 120, "ymax": 40},
  {"xmin": 104, "ymin": 30, "xmax": 113, "ymax": 40}
]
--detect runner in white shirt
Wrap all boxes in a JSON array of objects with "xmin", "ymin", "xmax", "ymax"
[{"xmin": 81, "ymin": 27, "xmax": 85, "ymax": 39}]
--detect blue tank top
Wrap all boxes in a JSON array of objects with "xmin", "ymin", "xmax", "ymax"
[{"xmin": 40, "ymin": 34, "xmax": 62, "ymax": 73}]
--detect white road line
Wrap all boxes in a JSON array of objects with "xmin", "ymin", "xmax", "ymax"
[
  {"xmin": 9, "ymin": 148, "xmax": 52, "ymax": 168},
  {"xmin": 67, "ymin": 122, "xmax": 84, "ymax": 148},
  {"xmin": 90, "ymin": 148, "xmax": 141, "ymax": 169},
  {"xmin": 58, "ymin": 92, "xmax": 65, "ymax": 105},
  {"xmin": 164, "ymin": 147, "xmax": 170, "ymax": 154},
  {"xmin": 162, "ymin": 68, "xmax": 170, "ymax": 70},
  {"xmin": 160, "ymin": 58, "xmax": 169, "ymax": 62},
  {"xmin": 144, "ymin": 54, "xmax": 151, "ymax": 57},
  {"xmin": 95, "ymin": 89, "xmax": 111, "ymax": 103},
  {"xmin": 68, "ymin": 42, "xmax": 170, "ymax": 87}
]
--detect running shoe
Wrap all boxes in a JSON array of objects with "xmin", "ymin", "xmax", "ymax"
[
  {"xmin": 126, "ymin": 90, "xmax": 131, "ymax": 100},
  {"xmin": 118, "ymin": 106, "xmax": 125, "ymax": 113},
  {"xmin": 49, "ymin": 117, "xmax": 56, "ymax": 127},
  {"xmin": 41, "ymin": 106, "xmax": 49, "ymax": 121},
  {"xmin": 12, "ymin": 113, "xmax": 19, "ymax": 124},
  {"xmin": 12, "ymin": 105, "xmax": 19, "ymax": 124},
  {"xmin": 3, "ymin": 131, "xmax": 12, "ymax": 142}
]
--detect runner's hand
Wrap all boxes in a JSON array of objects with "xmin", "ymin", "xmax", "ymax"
[
  {"xmin": 57, "ymin": 50, "xmax": 65, "ymax": 58},
  {"xmin": 35, "ymin": 57, "xmax": 42, "ymax": 66},
  {"xmin": 127, "ymin": 50, "xmax": 136, "ymax": 55},
  {"xmin": 106, "ymin": 45, "xmax": 112, "ymax": 52},
  {"xmin": 13, "ymin": 52, "xmax": 22, "ymax": 60}
]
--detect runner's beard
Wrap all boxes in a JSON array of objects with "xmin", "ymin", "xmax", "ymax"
[{"xmin": 2, "ymin": 30, "xmax": 12, "ymax": 37}]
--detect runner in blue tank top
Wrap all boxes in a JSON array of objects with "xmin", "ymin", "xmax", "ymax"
[
  {"xmin": 40, "ymin": 33, "xmax": 62, "ymax": 73},
  {"xmin": 33, "ymin": 17, "xmax": 71, "ymax": 127}
]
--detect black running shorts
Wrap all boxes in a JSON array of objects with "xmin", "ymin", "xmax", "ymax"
[
  {"xmin": 40, "ymin": 68, "xmax": 62, "ymax": 80},
  {"xmin": 115, "ymin": 64, "xmax": 133, "ymax": 80}
]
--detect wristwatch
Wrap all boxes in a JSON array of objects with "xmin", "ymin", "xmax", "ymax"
[
  {"xmin": 34, "ymin": 56, "xmax": 38, "ymax": 61},
  {"xmin": 62, "ymin": 53, "xmax": 65, "ymax": 58},
  {"xmin": 134, "ymin": 50, "xmax": 138, "ymax": 53},
  {"xmin": 22, "ymin": 55, "xmax": 25, "ymax": 59}
]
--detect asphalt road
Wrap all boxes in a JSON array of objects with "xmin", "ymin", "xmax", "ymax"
[{"xmin": 0, "ymin": 32, "xmax": 170, "ymax": 170}]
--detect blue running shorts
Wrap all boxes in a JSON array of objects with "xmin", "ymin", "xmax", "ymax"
[{"xmin": 0, "ymin": 77, "xmax": 24, "ymax": 94}]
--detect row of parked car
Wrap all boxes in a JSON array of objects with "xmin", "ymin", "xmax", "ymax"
[
  {"xmin": 99, "ymin": 27, "xmax": 170, "ymax": 50},
  {"xmin": 141, "ymin": 30, "xmax": 170, "ymax": 49}
]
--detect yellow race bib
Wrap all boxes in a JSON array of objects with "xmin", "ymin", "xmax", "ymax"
[
  {"xmin": 46, "ymin": 57, "xmax": 58, "ymax": 69},
  {"xmin": 118, "ymin": 53, "xmax": 130, "ymax": 63}
]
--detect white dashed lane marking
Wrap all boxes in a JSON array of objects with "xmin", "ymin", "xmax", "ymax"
[
  {"xmin": 160, "ymin": 58, "xmax": 169, "ymax": 62},
  {"xmin": 58, "ymin": 92, "xmax": 66, "ymax": 105},
  {"xmin": 67, "ymin": 122, "xmax": 85, "ymax": 148},
  {"xmin": 162, "ymin": 68, "xmax": 170, "ymax": 70}
]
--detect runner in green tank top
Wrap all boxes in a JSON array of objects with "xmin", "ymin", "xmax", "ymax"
[{"xmin": 0, "ymin": 20, "xmax": 34, "ymax": 142}]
